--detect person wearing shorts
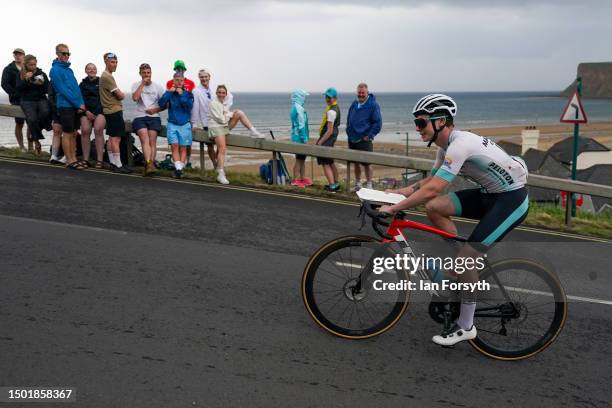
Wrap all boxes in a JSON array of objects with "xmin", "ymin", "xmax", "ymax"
[
  {"xmin": 381, "ymin": 94, "xmax": 529, "ymax": 347},
  {"xmin": 316, "ymin": 88, "xmax": 340, "ymax": 192},
  {"xmin": 208, "ymin": 84, "xmax": 261, "ymax": 184},
  {"xmin": 100, "ymin": 52, "xmax": 131, "ymax": 173},
  {"xmin": 346, "ymin": 83, "xmax": 381, "ymax": 191},
  {"xmin": 79, "ymin": 63, "xmax": 106, "ymax": 168},
  {"xmin": 47, "ymin": 82, "xmax": 65, "ymax": 164},
  {"xmin": 158, "ymin": 72, "xmax": 194, "ymax": 178},
  {"xmin": 191, "ymin": 69, "xmax": 234, "ymax": 170},
  {"xmin": 131, "ymin": 63, "xmax": 164, "ymax": 176},
  {"xmin": 49, "ymin": 43, "xmax": 87, "ymax": 170}
]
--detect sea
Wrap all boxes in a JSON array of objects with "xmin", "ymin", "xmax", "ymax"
[{"xmin": 2, "ymin": 92, "xmax": 612, "ymax": 148}]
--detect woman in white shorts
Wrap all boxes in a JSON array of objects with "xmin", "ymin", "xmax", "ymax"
[{"xmin": 208, "ymin": 84, "xmax": 262, "ymax": 184}]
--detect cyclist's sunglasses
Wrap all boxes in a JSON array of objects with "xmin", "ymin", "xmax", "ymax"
[{"xmin": 414, "ymin": 116, "xmax": 446, "ymax": 129}]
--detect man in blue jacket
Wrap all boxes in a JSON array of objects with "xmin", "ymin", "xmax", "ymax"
[
  {"xmin": 346, "ymin": 83, "xmax": 382, "ymax": 190},
  {"xmin": 158, "ymin": 72, "xmax": 194, "ymax": 178},
  {"xmin": 49, "ymin": 43, "xmax": 87, "ymax": 169}
]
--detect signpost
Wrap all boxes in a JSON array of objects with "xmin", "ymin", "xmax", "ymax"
[{"xmin": 560, "ymin": 77, "xmax": 587, "ymax": 224}]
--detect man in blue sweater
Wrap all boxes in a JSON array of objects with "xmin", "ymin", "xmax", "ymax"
[
  {"xmin": 346, "ymin": 83, "xmax": 382, "ymax": 190},
  {"xmin": 158, "ymin": 72, "xmax": 194, "ymax": 178},
  {"xmin": 49, "ymin": 43, "xmax": 87, "ymax": 170}
]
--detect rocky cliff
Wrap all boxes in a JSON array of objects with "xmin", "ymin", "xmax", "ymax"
[{"xmin": 561, "ymin": 62, "xmax": 612, "ymax": 99}]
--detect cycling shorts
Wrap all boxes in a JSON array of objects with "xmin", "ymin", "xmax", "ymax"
[{"xmin": 448, "ymin": 187, "xmax": 529, "ymax": 252}]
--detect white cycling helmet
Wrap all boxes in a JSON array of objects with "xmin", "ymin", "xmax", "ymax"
[{"xmin": 412, "ymin": 93, "xmax": 458, "ymax": 117}]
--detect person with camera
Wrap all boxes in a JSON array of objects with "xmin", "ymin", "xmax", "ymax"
[
  {"xmin": 158, "ymin": 71, "xmax": 194, "ymax": 179},
  {"xmin": 16, "ymin": 54, "xmax": 51, "ymax": 156}
]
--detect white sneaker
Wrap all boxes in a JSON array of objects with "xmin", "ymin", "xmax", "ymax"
[
  {"xmin": 366, "ymin": 181, "xmax": 373, "ymax": 189},
  {"xmin": 432, "ymin": 323, "xmax": 477, "ymax": 346},
  {"xmin": 216, "ymin": 170, "xmax": 229, "ymax": 185},
  {"xmin": 350, "ymin": 181, "xmax": 362, "ymax": 192},
  {"xmin": 59, "ymin": 156, "xmax": 67, "ymax": 164},
  {"xmin": 250, "ymin": 129, "xmax": 265, "ymax": 139}
]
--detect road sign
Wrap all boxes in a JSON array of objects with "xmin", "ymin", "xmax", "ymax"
[{"xmin": 560, "ymin": 91, "xmax": 587, "ymax": 123}]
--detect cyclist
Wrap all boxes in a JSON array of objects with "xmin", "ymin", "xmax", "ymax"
[{"xmin": 380, "ymin": 94, "xmax": 528, "ymax": 346}]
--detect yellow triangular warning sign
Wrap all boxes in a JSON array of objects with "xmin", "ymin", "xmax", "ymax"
[{"xmin": 560, "ymin": 91, "xmax": 587, "ymax": 123}]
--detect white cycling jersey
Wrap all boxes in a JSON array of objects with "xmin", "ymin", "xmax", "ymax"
[{"xmin": 432, "ymin": 130, "xmax": 527, "ymax": 193}]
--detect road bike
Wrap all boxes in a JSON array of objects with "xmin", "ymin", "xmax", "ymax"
[{"xmin": 301, "ymin": 194, "xmax": 567, "ymax": 361}]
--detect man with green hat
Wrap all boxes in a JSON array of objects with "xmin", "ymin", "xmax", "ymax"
[{"xmin": 166, "ymin": 60, "xmax": 195, "ymax": 92}]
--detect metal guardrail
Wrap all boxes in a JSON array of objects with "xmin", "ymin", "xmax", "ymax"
[{"xmin": 2, "ymin": 103, "xmax": 612, "ymax": 204}]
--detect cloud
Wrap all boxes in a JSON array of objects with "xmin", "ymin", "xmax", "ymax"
[{"xmin": 2, "ymin": 0, "xmax": 610, "ymax": 92}]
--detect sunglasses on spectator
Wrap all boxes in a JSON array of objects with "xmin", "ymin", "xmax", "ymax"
[
  {"xmin": 104, "ymin": 52, "xmax": 117, "ymax": 60},
  {"xmin": 58, "ymin": 52, "xmax": 70, "ymax": 57},
  {"xmin": 414, "ymin": 116, "xmax": 446, "ymax": 129}
]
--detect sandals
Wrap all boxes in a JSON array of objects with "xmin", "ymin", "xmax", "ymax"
[
  {"xmin": 66, "ymin": 161, "xmax": 86, "ymax": 170},
  {"xmin": 95, "ymin": 161, "xmax": 104, "ymax": 169},
  {"xmin": 77, "ymin": 160, "xmax": 89, "ymax": 168}
]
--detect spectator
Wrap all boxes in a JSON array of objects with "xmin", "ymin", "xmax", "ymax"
[
  {"xmin": 47, "ymin": 82, "xmax": 65, "ymax": 164},
  {"xmin": 49, "ymin": 43, "xmax": 87, "ymax": 170},
  {"xmin": 166, "ymin": 60, "xmax": 195, "ymax": 167},
  {"xmin": 346, "ymin": 82, "xmax": 382, "ymax": 191},
  {"xmin": 165, "ymin": 60, "xmax": 195, "ymax": 92},
  {"xmin": 2, "ymin": 48, "xmax": 31, "ymax": 151},
  {"xmin": 191, "ymin": 69, "xmax": 234, "ymax": 170},
  {"xmin": 289, "ymin": 89, "xmax": 312, "ymax": 187},
  {"xmin": 15, "ymin": 54, "xmax": 51, "ymax": 156},
  {"xmin": 131, "ymin": 63, "xmax": 164, "ymax": 176},
  {"xmin": 99, "ymin": 52, "xmax": 131, "ymax": 173},
  {"xmin": 79, "ymin": 63, "xmax": 106, "ymax": 168},
  {"xmin": 316, "ymin": 87, "xmax": 340, "ymax": 192},
  {"xmin": 208, "ymin": 84, "xmax": 262, "ymax": 185},
  {"xmin": 158, "ymin": 71, "xmax": 194, "ymax": 179}
]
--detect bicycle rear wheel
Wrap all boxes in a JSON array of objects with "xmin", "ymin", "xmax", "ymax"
[
  {"xmin": 302, "ymin": 235, "xmax": 411, "ymax": 339},
  {"xmin": 469, "ymin": 259, "xmax": 567, "ymax": 360}
]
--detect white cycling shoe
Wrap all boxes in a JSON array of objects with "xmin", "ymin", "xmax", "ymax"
[{"xmin": 432, "ymin": 323, "xmax": 477, "ymax": 346}]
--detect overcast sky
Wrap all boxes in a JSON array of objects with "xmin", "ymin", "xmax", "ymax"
[{"xmin": 1, "ymin": 0, "xmax": 609, "ymax": 93}]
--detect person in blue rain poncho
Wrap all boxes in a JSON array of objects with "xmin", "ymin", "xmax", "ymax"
[{"xmin": 290, "ymin": 89, "xmax": 312, "ymax": 187}]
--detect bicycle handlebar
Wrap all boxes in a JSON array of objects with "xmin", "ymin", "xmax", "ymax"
[{"xmin": 360, "ymin": 200, "xmax": 404, "ymax": 240}]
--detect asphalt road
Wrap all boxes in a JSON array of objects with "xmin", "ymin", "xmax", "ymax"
[{"xmin": 0, "ymin": 158, "xmax": 610, "ymax": 408}]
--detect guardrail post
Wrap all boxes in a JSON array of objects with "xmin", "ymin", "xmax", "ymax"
[
  {"xmin": 346, "ymin": 161, "xmax": 351, "ymax": 192},
  {"xmin": 199, "ymin": 141, "xmax": 205, "ymax": 176},
  {"xmin": 127, "ymin": 133, "xmax": 133, "ymax": 166},
  {"xmin": 272, "ymin": 151, "xmax": 278, "ymax": 185},
  {"xmin": 564, "ymin": 191, "xmax": 572, "ymax": 226}
]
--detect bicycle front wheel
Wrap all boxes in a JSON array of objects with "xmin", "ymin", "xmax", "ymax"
[
  {"xmin": 470, "ymin": 259, "xmax": 568, "ymax": 360},
  {"xmin": 302, "ymin": 235, "xmax": 411, "ymax": 339}
]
